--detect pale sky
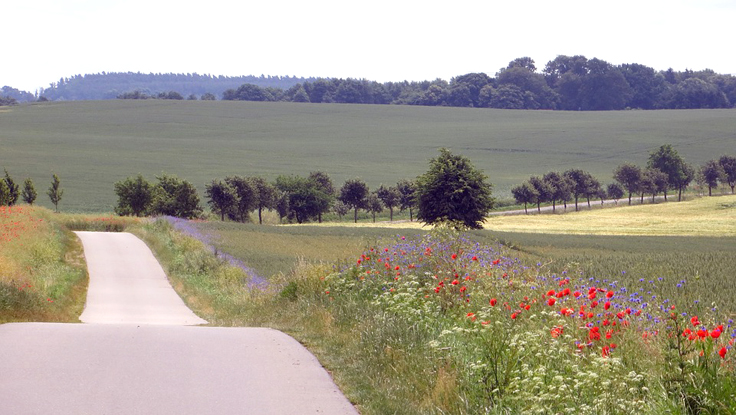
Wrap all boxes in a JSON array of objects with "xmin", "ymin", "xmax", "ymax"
[{"xmin": 3, "ymin": 0, "xmax": 735, "ymax": 92}]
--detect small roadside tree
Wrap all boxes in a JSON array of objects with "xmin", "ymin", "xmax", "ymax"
[
  {"xmin": 583, "ymin": 177, "xmax": 601, "ymax": 208},
  {"xmin": 205, "ymin": 180, "xmax": 235, "ymax": 221},
  {"xmin": 333, "ymin": 200, "xmax": 349, "ymax": 220},
  {"xmin": 606, "ymin": 183, "xmax": 624, "ymax": 205},
  {"xmin": 225, "ymin": 176, "xmax": 256, "ymax": 222},
  {"xmin": 3, "ymin": 169, "xmax": 19, "ymax": 206},
  {"xmin": 563, "ymin": 169, "xmax": 594, "ymax": 212},
  {"xmin": 47, "ymin": 174, "xmax": 63, "ymax": 212},
  {"xmin": 114, "ymin": 174, "xmax": 152, "ymax": 216},
  {"xmin": 0, "ymin": 180, "xmax": 9, "ymax": 206},
  {"xmin": 151, "ymin": 174, "xmax": 202, "ymax": 219},
  {"xmin": 700, "ymin": 160, "xmax": 724, "ymax": 196},
  {"xmin": 339, "ymin": 178, "xmax": 369, "ymax": 223},
  {"xmin": 308, "ymin": 171, "xmax": 336, "ymax": 223},
  {"xmin": 366, "ymin": 193, "xmax": 383, "ymax": 223},
  {"xmin": 22, "ymin": 178, "xmax": 37, "ymax": 205},
  {"xmin": 511, "ymin": 182, "xmax": 538, "ymax": 214},
  {"xmin": 249, "ymin": 176, "xmax": 277, "ymax": 224},
  {"xmin": 719, "ymin": 155, "xmax": 736, "ymax": 194},
  {"xmin": 542, "ymin": 171, "xmax": 571, "ymax": 212},
  {"xmin": 415, "ymin": 148, "xmax": 494, "ymax": 229},
  {"xmin": 396, "ymin": 179, "xmax": 417, "ymax": 221},
  {"xmin": 376, "ymin": 185, "xmax": 400, "ymax": 221},
  {"xmin": 647, "ymin": 144, "xmax": 688, "ymax": 201},
  {"xmin": 613, "ymin": 163, "xmax": 642, "ymax": 205}
]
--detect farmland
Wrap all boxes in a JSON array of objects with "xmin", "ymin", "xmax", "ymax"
[
  {"xmin": 136, "ymin": 194, "xmax": 736, "ymax": 414},
  {"xmin": 1, "ymin": 100, "xmax": 734, "ymax": 212}
]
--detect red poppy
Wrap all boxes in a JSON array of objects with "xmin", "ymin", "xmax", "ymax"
[
  {"xmin": 691, "ymin": 316, "xmax": 700, "ymax": 327},
  {"xmin": 697, "ymin": 329, "xmax": 708, "ymax": 339},
  {"xmin": 551, "ymin": 326, "xmax": 564, "ymax": 338},
  {"xmin": 606, "ymin": 291, "xmax": 614, "ymax": 298},
  {"xmin": 490, "ymin": 298, "xmax": 497, "ymax": 306},
  {"xmin": 511, "ymin": 312, "xmax": 518, "ymax": 320},
  {"xmin": 719, "ymin": 347, "xmax": 728, "ymax": 359},
  {"xmin": 604, "ymin": 301, "xmax": 611, "ymax": 310},
  {"xmin": 547, "ymin": 298, "xmax": 556, "ymax": 306},
  {"xmin": 472, "ymin": 256, "xmax": 478, "ymax": 261},
  {"xmin": 591, "ymin": 301, "xmax": 598, "ymax": 308},
  {"xmin": 451, "ymin": 253, "xmax": 457, "ymax": 260},
  {"xmin": 601, "ymin": 346, "xmax": 610, "ymax": 357},
  {"xmin": 711, "ymin": 330, "xmax": 721, "ymax": 339},
  {"xmin": 574, "ymin": 291, "xmax": 582, "ymax": 298}
]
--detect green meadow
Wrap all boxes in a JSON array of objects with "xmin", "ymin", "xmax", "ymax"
[{"xmin": 1, "ymin": 100, "xmax": 734, "ymax": 212}]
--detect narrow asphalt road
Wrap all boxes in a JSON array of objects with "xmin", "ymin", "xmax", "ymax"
[{"xmin": 0, "ymin": 232, "xmax": 358, "ymax": 415}]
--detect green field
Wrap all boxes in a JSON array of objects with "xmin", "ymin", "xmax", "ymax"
[{"xmin": 1, "ymin": 100, "xmax": 734, "ymax": 212}]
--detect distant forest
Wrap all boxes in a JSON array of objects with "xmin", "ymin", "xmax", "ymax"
[{"xmin": 2, "ymin": 55, "xmax": 735, "ymax": 110}]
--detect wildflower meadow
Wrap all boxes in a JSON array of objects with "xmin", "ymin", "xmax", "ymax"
[{"xmin": 322, "ymin": 228, "xmax": 736, "ymax": 414}]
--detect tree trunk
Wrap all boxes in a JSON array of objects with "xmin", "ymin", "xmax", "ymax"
[
  {"xmin": 389, "ymin": 207, "xmax": 393, "ymax": 221},
  {"xmin": 537, "ymin": 201, "xmax": 541, "ymax": 213},
  {"xmin": 628, "ymin": 193, "xmax": 632, "ymax": 205},
  {"xmin": 552, "ymin": 200, "xmax": 556, "ymax": 212},
  {"xmin": 574, "ymin": 195, "xmax": 579, "ymax": 212},
  {"xmin": 678, "ymin": 187, "xmax": 683, "ymax": 201},
  {"xmin": 258, "ymin": 207, "xmax": 263, "ymax": 224},
  {"xmin": 708, "ymin": 186, "xmax": 712, "ymax": 197},
  {"xmin": 663, "ymin": 190, "xmax": 668, "ymax": 201},
  {"xmin": 409, "ymin": 208, "xmax": 413, "ymax": 221},
  {"xmin": 640, "ymin": 193, "xmax": 644, "ymax": 204},
  {"xmin": 524, "ymin": 203, "xmax": 528, "ymax": 214},
  {"xmin": 354, "ymin": 207, "xmax": 358, "ymax": 223}
]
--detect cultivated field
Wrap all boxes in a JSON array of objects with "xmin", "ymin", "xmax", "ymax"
[{"xmin": 1, "ymin": 100, "xmax": 734, "ymax": 212}]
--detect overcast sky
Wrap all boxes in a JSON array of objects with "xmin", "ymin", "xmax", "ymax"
[{"xmin": 4, "ymin": 0, "xmax": 734, "ymax": 92}]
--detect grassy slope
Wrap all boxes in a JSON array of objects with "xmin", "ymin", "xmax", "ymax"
[{"xmin": 1, "ymin": 100, "xmax": 734, "ymax": 212}]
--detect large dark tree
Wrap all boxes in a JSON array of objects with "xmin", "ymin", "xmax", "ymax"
[
  {"xmin": 339, "ymin": 178, "xmax": 369, "ymax": 223},
  {"xmin": 114, "ymin": 174, "xmax": 152, "ymax": 217},
  {"xmin": 606, "ymin": 183, "xmax": 624, "ymax": 205},
  {"xmin": 415, "ymin": 149, "xmax": 494, "ymax": 229}
]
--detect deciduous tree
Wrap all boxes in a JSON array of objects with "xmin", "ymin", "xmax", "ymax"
[
  {"xmin": 376, "ymin": 185, "xmax": 400, "ymax": 221},
  {"xmin": 511, "ymin": 182, "xmax": 538, "ymax": 214},
  {"xmin": 249, "ymin": 176, "xmax": 277, "ymax": 224},
  {"xmin": 114, "ymin": 174, "xmax": 152, "ymax": 217},
  {"xmin": 225, "ymin": 176, "xmax": 256, "ymax": 222},
  {"xmin": 606, "ymin": 183, "xmax": 624, "ymax": 205},
  {"xmin": 719, "ymin": 155, "xmax": 736, "ymax": 194},
  {"xmin": 339, "ymin": 178, "xmax": 369, "ymax": 223},
  {"xmin": 396, "ymin": 179, "xmax": 417, "ymax": 221},
  {"xmin": 415, "ymin": 149, "xmax": 494, "ymax": 229},
  {"xmin": 700, "ymin": 160, "xmax": 724, "ymax": 196},
  {"xmin": 613, "ymin": 163, "xmax": 642, "ymax": 205},
  {"xmin": 205, "ymin": 180, "xmax": 235, "ymax": 221},
  {"xmin": 152, "ymin": 174, "xmax": 201, "ymax": 219}
]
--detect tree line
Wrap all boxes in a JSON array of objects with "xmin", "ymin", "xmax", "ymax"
[
  {"xmin": 222, "ymin": 56, "xmax": 736, "ymax": 110},
  {"xmin": 511, "ymin": 145, "xmax": 736, "ymax": 213},
  {"xmin": 115, "ymin": 149, "xmax": 495, "ymax": 229},
  {"xmin": 0, "ymin": 170, "xmax": 64, "ymax": 212}
]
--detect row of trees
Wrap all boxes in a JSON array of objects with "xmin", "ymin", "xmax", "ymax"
[
  {"xmin": 113, "ymin": 174, "xmax": 201, "ymax": 218},
  {"xmin": 512, "ymin": 145, "xmax": 736, "ymax": 213},
  {"xmin": 202, "ymin": 173, "xmax": 418, "ymax": 225},
  {"xmin": 0, "ymin": 170, "xmax": 63, "ymax": 212},
  {"xmin": 116, "ymin": 90, "xmax": 217, "ymax": 101},
  {"xmin": 222, "ymin": 56, "xmax": 736, "ymax": 110},
  {"xmin": 115, "ymin": 149, "xmax": 495, "ymax": 229}
]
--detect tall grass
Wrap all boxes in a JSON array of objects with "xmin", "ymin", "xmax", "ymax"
[{"xmin": 0, "ymin": 207, "xmax": 88, "ymax": 323}]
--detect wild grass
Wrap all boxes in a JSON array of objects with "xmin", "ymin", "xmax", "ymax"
[
  {"xmin": 0, "ymin": 206, "xmax": 88, "ymax": 323},
  {"xmin": 1, "ymin": 100, "xmax": 734, "ymax": 211}
]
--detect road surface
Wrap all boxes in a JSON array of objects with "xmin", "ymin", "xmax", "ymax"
[{"xmin": 0, "ymin": 232, "xmax": 358, "ymax": 415}]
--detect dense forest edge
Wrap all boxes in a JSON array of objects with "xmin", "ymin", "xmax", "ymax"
[{"xmin": 2, "ymin": 55, "xmax": 735, "ymax": 110}]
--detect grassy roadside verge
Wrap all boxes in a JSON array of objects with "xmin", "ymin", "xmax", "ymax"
[
  {"xmin": 0, "ymin": 208, "xmax": 141, "ymax": 324},
  {"xmin": 0, "ymin": 207, "xmax": 87, "ymax": 323}
]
